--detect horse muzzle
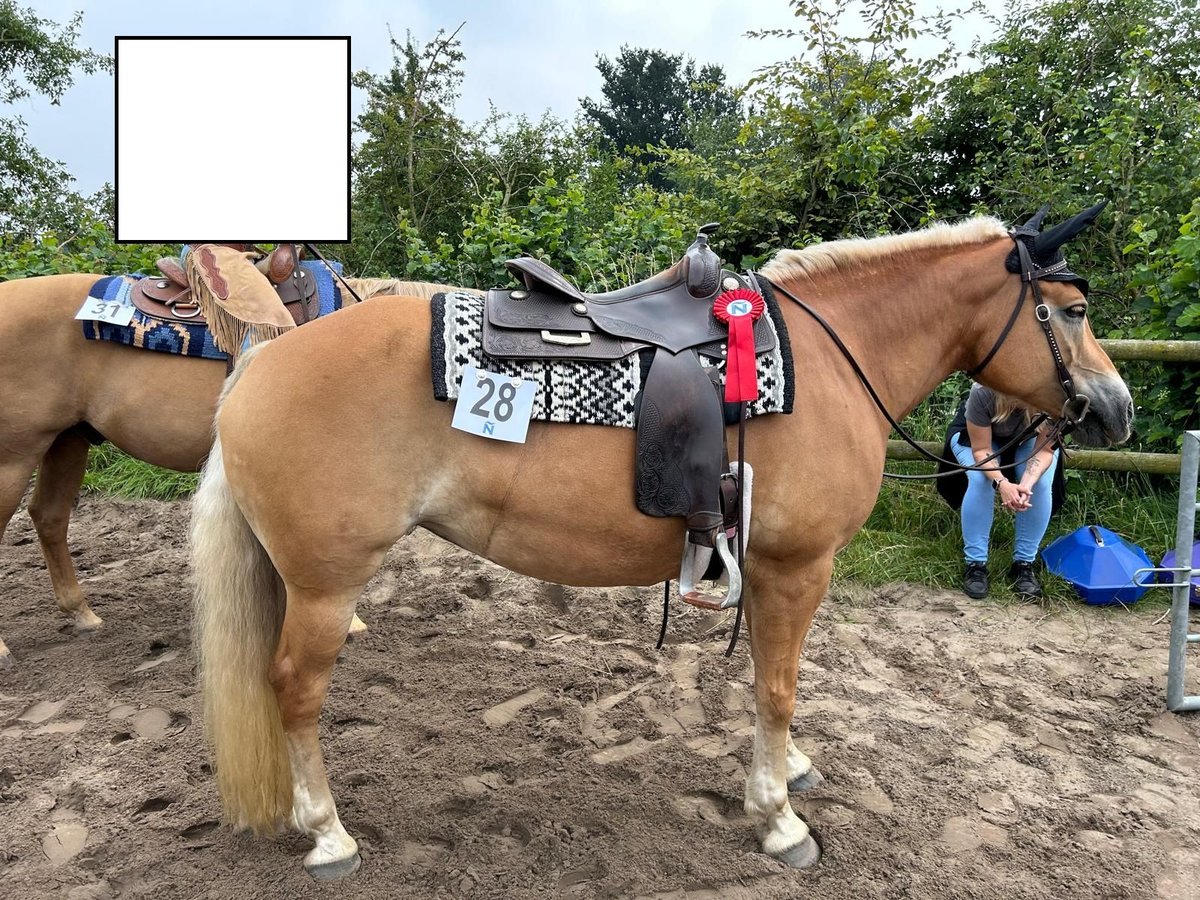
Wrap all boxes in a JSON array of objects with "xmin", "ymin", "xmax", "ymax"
[{"xmin": 1066, "ymin": 375, "xmax": 1134, "ymax": 447}]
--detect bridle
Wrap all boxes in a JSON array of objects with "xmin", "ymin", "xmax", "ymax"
[
  {"xmin": 760, "ymin": 227, "xmax": 1093, "ymax": 478},
  {"xmin": 966, "ymin": 225, "xmax": 1092, "ymax": 428}
]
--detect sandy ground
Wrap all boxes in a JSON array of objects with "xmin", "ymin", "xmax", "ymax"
[{"xmin": 1, "ymin": 496, "xmax": 1199, "ymax": 900}]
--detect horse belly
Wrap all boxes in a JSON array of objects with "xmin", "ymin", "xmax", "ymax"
[
  {"xmin": 428, "ymin": 421, "xmax": 688, "ymax": 587},
  {"xmin": 80, "ymin": 344, "xmax": 226, "ymax": 471}
]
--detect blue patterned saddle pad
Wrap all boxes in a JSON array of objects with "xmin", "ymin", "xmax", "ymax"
[{"xmin": 81, "ymin": 259, "xmax": 343, "ymax": 361}]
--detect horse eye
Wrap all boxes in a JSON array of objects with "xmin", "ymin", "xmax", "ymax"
[{"xmin": 1065, "ymin": 304, "xmax": 1087, "ymax": 319}]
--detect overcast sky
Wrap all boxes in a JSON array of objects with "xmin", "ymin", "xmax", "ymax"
[{"xmin": 15, "ymin": 1, "xmax": 987, "ymax": 196}]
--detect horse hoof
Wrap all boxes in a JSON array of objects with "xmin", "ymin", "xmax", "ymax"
[
  {"xmin": 305, "ymin": 852, "xmax": 361, "ymax": 881},
  {"xmin": 771, "ymin": 834, "xmax": 821, "ymax": 869},
  {"xmin": 74, "ymin": 613, "xmax": 103, "ymax": 633},
  {"xmin": 787, "ymin": 766, "xmax": 826, "ymax": 793},
  {"xmin": 0, "ymin": 653, "xmax": 12, "ymax": 670}
]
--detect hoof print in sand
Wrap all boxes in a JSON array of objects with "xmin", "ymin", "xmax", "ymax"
[{"xmin": 43, "ymin": 821, "xmax": 88, "ymax": 864}]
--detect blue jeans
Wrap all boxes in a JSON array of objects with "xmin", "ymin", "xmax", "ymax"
[{"xmin": 950, "ymin": 436, "xmax": 1059, "ymax": 564}]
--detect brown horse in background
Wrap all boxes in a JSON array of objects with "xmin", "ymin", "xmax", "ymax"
[
  {"xmin": 191, "ymin": 207, "xmax": 1133, "ymax": 877},
  {"xmin": 0, "ymin": 275, "xmax": 458, "ymax": 665}
]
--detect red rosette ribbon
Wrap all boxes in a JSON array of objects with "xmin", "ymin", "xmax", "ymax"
[{"xmin": 713, "ymin": 288, "xmax": 765, "ymax": 402}]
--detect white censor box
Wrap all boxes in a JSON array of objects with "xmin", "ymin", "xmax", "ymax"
[{"xmin": 115, "ymin": 37, "xmax": 350, "ymax": 243}]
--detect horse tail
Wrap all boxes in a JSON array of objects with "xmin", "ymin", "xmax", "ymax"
[{"xmin": 190, "ymin": 345, "xmax": 291, "ymax": 832}]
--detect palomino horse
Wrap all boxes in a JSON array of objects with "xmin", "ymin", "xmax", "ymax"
[
  {"xmin": 0, "ymin": 275, "xmax": 456, "ymax": 665},
  {"xmin": 190, "ymin": 206, "xmax": 1133, "ymax": 877}
]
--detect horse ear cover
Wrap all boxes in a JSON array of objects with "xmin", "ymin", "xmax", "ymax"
[
  {"xmin": 1033, "ymin": 199, "xmax": 1108, "ymax": 257},
  {"xmin": 1022, "ymin": 203, "xmax": 1052, "ymax": 234},
  {"xmin": 1006, "ymin": 199, "xmax": 1107, "ymax": 283}
]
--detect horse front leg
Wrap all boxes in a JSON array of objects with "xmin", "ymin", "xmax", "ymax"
[
  {"xmin": 786, "ymin": 732, "xmax": 825, "ymax": 792},
  {"xmin": 744, "ymin": 555, "xmax": 830, "ymax": 868}
]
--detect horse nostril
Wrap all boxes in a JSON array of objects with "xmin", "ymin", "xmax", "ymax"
[{"xmin": 1126, "ymin": 399, "xmax": 1134, "ymax": 421}]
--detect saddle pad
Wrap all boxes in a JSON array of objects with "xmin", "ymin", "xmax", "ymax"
[
  {"xmin": 431, "ymin": 289, "xmax": 793, "ymax": 428},
  {"xmin": 81, "ymin": 260, "xmax": 343, "ymax": 361}
]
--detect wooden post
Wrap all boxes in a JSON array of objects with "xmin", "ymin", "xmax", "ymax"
[
  {"xmin": 885, "ymin": 440, "xmax": 1183, "ymax": 475},
  {"xmin": 1098, "ymin": 339, "xmax": 1200, "ymax": 362},
  {"xmin": 890, "ymin": 339, "xmax": 1196, "ymax": 475}
]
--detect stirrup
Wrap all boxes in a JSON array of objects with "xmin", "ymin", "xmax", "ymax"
[{"xmin": 679, "ymin": 531, "xmax": 742, "ymax": 610}]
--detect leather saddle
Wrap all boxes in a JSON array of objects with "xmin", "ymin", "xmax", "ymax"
[
  {"xmin": 482, "ymin": 226, "xmax": 776, "ymax": 608},
  {"xmin": 132, "ymin": 243, "xmax": 318, "ymax": 327}
]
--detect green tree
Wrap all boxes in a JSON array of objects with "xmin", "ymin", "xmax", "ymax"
[
  {"xmin": 581, "ymin": 46, "xmax": 740, "ymax": 186},
  {"xmin": 922, "ymin": 0, "xmax": 1200, "ymax": 290},
  {"xmin": 0, "ymin": 1, "xmax": 110, "ymax": 236},
  {"xmin": 349, "ymin": 25, "xmax": 474, "ymax": 274},
  {"xmin": 460, "ymin": 108, "xmax": 584, "ymax": 212},
  {"xmin": 664, "ymin": 0, "xmax": 968, "ymax": 263}
]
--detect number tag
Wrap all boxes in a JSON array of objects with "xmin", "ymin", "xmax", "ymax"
[
  {"xmin": 75, "ymin": 296, "xmax": 135, "ymax": 327},
  {"xmin": 451, "ymin": 366, "xmax": 536, "ymax": 443}
]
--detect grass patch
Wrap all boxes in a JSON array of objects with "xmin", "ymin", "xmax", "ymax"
[
  {"xmin": 82, "ymin": 444, "xmax": 198, "ymax": 500},
  {"xmin": 835, "ymin": 459, "xmax": 1181, "ymax": 608}
]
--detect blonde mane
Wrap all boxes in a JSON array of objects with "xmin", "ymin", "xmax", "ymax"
[
  {"xmin": 760, "ymin": 217, "xmax": 1009, "ymax": 282},
  {"xmin": 341, "ymin": 278, "xmax": 475, "ymax": 301}
]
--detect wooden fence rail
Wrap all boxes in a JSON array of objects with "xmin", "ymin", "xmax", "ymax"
[{"xmin": 885, "ymin": 339, "xmax": 1197, "ymax": 475}]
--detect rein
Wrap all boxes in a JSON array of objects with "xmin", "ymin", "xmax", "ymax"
[{"xmin": 757, "ymin": 230, "xmax": 1089, "ymax": 481}]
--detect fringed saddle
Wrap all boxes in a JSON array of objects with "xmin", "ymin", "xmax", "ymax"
[{"xmin": 134, "ymin": 243, "xmax": 318, "ymax": 338}]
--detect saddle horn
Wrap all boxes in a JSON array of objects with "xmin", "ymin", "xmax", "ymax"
[{"xmin": 1033, "ymin": 199, "xmax": 1109, "ymax": 257}]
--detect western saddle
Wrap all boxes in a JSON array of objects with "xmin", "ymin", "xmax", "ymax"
[
  {"xmin": 133, "ymin": 243, "xmax": 318, "ymax": 327},
  {"xmin": 482, "ymin": 225, "xmax": 777, "ymax": 608}
]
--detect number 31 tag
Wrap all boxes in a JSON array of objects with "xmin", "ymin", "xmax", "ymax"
[
  {"xmin": 75, "ymin": 296, "xmax": 135, "ymax": 326},
  {"xmin": 451, "ymin": 366, "xmax": 537, "ymax": 443}
]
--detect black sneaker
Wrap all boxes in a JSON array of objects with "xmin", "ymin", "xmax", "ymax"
[
  {"xmin": 1009, "ymin": 561, "xmax": 1043, "ymax": 599},
  {"xmin": 963, "ymin": 562, "xmax": 989, "ymax": 599}
]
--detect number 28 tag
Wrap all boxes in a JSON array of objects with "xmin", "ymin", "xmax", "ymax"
[{"xmin": 451, "ymin": 366, "xmax": 536, "ymax": 443}]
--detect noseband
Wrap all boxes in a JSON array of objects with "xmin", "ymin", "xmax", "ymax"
[{"xmin": 965, "ymin": 230, "xmax": 1091, "ymax": 427}]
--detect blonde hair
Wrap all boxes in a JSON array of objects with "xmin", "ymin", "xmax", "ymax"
[{"xmin": 993, "ymin": 393, "xmax": 1031, "ymax": 426}]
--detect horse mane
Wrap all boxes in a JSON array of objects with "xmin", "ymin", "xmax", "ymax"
[
  {"xmin": 341, "ymin": 278, "xmax": 473, "ymax": 301},
  {"xmin": 760, "ymin": 217, "xmax": 1009, "ymax": 282}
]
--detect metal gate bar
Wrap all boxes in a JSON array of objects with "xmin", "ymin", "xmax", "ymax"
[{"xmin": 1167, "ymin": 431, "xmax": 1200, "ymax": 712}]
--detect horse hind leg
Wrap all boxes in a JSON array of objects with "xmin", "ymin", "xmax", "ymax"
[
  {"xmin": 28, "ymin": 428, "xmax": 102, "ymax": 631},
  {"xmin": 191, "ymin": 444, "xmax": 359, "ymax": 876},
  {"xmin": 270, "ymin": 582, "xmax": 363, "ymax": 878},
  {"xmin": 0, "ymin": 448, "xmax": 49, "ymax": 667}
]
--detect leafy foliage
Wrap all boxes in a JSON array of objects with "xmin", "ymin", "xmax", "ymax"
[
  {"xmin": 0, "ymin": 1, "xmax": 111, "ymax": 237},
  {"xmin": 665, "ymin": 0, "xmax": 970, "ymax": 262},
  {"xmin": 395, "ymin": 173, "xmax": 689, "ymax": 291},
  {"xmin": 922, "ymin": 0, "xmax": 1200, "ymax": 329},
  {"xmin": 0, "ymin": 215, "xmax": 172, "ymax": 280},
  {"xmin": 348, "ymin": 25, "xmax": 475, "ymax": 275},
  {"xmin": 1123, "ymin": 200, "xmax": 1200, "ymax": 444}
]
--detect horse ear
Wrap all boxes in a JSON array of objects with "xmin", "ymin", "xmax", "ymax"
[
  {"xmin": 1023, "ymin": 204, "xmax": 1052, "ymax": 232},
  {"xmin": 1033, "ymin": 199, "xmax": 1109, "ymax": 256}
]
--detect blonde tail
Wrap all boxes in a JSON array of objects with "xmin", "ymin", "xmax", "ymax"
[{"xmin": 191, "ymin": 356, "xmax": 291, "ymax": 832}]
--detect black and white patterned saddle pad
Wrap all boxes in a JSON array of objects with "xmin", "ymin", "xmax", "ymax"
[{"xmin": 431, "ymin": 289, "xmax": 793, "ymax": 428}]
